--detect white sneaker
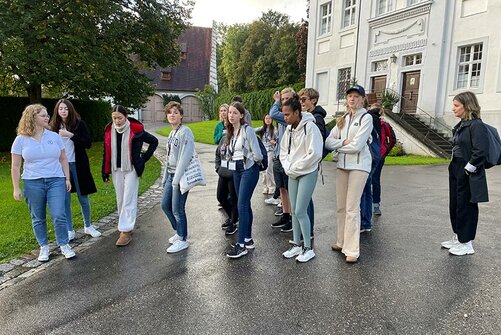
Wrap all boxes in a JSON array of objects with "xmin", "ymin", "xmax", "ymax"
[
  {"xmin": 441, "ymin": 234, "xmax": 459, "ymax": 249},
  {"xmin": 167, "ymin": 240, "xmax": 189, "ymax": 253},
  {"xmin": 60, "ymin": 244, "xmax": 76, "ymax": 259},
  {"xmin": 296, "ymin": 248, "xmax": 315, "ymax": 263},
  {"xmin": 449, "ymin": 241, "xmax": 475, "ymax": 256},
  {"xmin": 68, "ymin": 230, "xmax": 75, "ymax": 241},
  {"xmin": 264, "ymin": 197, "xmax": 280, "ymax": 205},
  {"xmin": 84, "ymin": 226, "xmax": 102, "ymax": 237},
  {"xmin": 38, "ymin": 245, "xmax": 50, "ymax": 262},
  {"xmin": 168, "ymin": 233, "xmax": 181, "ymax": 244},
  {"xmin": 282, "ymin": 245, "xmax": 302, "ymax": 259}
]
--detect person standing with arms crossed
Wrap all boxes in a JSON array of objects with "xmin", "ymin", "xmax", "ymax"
[
  {"xmin": 49, "ymin": 99, "xmax": 101, "ymax": 239},
  {"xmin": 325, "ymin": 85, "xmax": 373, "ymax": 263}
]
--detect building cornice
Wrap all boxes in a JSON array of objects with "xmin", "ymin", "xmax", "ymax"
[
  {"xmin": 368, "ymin": 2, "xmax": 432, "ymax": 28},
  {"xmin": 369, "ymin": 38, "xmax": 427, "ymax": 57}
]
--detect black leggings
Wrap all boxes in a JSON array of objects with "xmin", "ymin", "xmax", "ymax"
[
  {"xmin": 449, "ymin": 157, "xmax": 478, "ymax": 242},
  {"xmin": 217, "ymin": 175, "xmax": 239, "ymax": 224}
]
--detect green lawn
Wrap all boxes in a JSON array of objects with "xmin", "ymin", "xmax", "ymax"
[
  {"xmin": 0, "ymin": 143, "xmax": 161, "ymax": 262},
  {"xmin": 159, "ymin": 120, "xmax": 450, "ymax": 166}
]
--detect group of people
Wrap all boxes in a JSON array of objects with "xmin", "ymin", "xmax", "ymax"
[{"xmin": 10, "ymin": 87, "xmax": 489, "ymax": 263}]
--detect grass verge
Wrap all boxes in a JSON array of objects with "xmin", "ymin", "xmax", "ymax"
[{"xmin": 0, "ymin": 143, "xmax": 161, "ymax": 263}]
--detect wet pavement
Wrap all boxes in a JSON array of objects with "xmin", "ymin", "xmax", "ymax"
[{"xmin": 1, "ymin": 123, "xmax": 501, "ymax": 335}]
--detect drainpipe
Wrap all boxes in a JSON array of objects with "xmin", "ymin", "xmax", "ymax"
[{"xmin": 353, "ymin": 0, "xmax": 362, "ymax": 81}]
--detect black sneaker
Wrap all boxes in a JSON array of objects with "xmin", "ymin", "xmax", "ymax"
[
  {"xmin": 225, "ymin": 224, "xmax": 238, "ymax": 235},
  {"xmin": 271, "ymin": 215, "xmax": 288, "ymax": 228},
  {"xmin": 221, "ymin": 218, "xmax": 231, "ymax": 230},
  {"xmin": 244, "ymin": 239, "xmax": 255, "ymax": 249},
  {"xmin": 281, "ymin": 219, "xmax": 293, "ymax": 233},
  {"xmin": 226, "ymin": 244, "xmax": 248, "ymax": 258}
]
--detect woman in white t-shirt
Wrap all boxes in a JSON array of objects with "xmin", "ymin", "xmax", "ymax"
[
  {"xmin": 50, "ymin": 99, "xmax": 100, "ymax": 240},
  {"xmin": 11, "ymin": 104, "xmax": 76, "ymax": 262}
]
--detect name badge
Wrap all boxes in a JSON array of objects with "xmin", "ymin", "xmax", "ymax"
[
  {"xmin": 228, "ymin": 161, "xmax": 236, "ymax": 170},
  {"xmin": 221, "ymin": 159, "xmax": 228, "ymax": 168}
]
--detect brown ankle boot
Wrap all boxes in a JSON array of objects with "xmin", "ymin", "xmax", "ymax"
[{"xmin": 116, "ymin": 232, "xmax": 132, "ymax": 246}]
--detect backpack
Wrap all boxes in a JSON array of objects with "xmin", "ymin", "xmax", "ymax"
[
  {"xmin": 483, "ymin": 122, "xmax": 501, "ymax": 169},
  {"xmin": 361, "ymin": 113, "xmax": 381, "ymax": 164},
  {"xmin": 312, "ymin": 114, "xmax": 330, "ymax": 159},
  {"xmin": 380, "ymin": 120, "xmax": 397, "ymax": 158},
  {"xmin": 243, "ymin": 125, "xmax": 268, "ymax": 171}
]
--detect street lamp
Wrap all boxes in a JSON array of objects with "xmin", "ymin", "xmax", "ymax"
[{"xmin": 390, "ymin": 54, "xmax": 397, "ymax": 64}]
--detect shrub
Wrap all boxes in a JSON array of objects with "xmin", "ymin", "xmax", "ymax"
[
  {"xmin": 213, "ymin": 82, "xmax": 305, "ymax": 121},
  {"xmin": 0, "ymin": 97, "xmax": 110, "ymax": 152},
  {"xmin": 326, "ymin": 118, "xmax": 336, "ymax": 132},
  {"xmin": 388, "ymin": 140, "xmax": 406, "ymax": 156}
]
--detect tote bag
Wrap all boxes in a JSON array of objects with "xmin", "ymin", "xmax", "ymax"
[{"xmin": 179, "ymin": 151, "xmax": 207, "ymax": 194}]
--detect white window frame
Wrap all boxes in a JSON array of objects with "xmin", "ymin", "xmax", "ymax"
[
  {"xmin": 403, "ymin": 53, "xmax": 422, "ymax": 67},
  {"xmin": 337, "ymin": 67, "xmax": 352, "ymax": 100},
  {"xmin": 455, "ymin": 43, "xmax": 483, "ymax": 90},
  {"xmin": 319, "ymin": 1, "xmax": 333, "ymax": 37},
  {"xmin": 377, "ymin": 0, "xmax": 394, "ymax": 16},
  {"xmin": 372, "ymin": 59, "xmax": 388, "ymax": 72},
  {"xmin": 315, "ymin": 70, "xmax": 330, "ymax": 105},
  {"xmin": 342, "ymin": 0, "xmax": 357, "ymax": 29},
  {"xmin": 408, "ymin": 0, "xmax": 422, "ymax": 5}
]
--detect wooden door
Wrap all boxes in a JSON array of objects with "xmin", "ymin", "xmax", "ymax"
[
  {"xmin": 371, "ymin": 75, "xmax": 387, "ymax": 103},
  {"xmin": 181, "ymin": 96, "xmax": 202, "ymax": 123},
  {"xmin": 401, "ymin": 71, "xmax": 420, "ymax": 114}
]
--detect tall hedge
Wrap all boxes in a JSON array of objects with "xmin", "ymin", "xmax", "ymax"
[
  {"xmin": 213, "ymin": 82, "xmax": 304, "ymax": 121},
  {"xmin": 0, "ymin": 97, "xmax": 111, "ymax": 152}
]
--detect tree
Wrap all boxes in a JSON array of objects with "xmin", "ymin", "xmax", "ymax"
[
  {"xmin": 195, "ymin": 84, "xmax": 218, "ymax": 120},
  {"xmin": 295, "ymin": 20, "xmax": 308, "ymax": 82},
  {"xmin": 219, "ymin": 24, "xmax": 249, "ymax": 92},
  {"xmin": 0, "ymin": 0, "xmax": 193, "ymax": 107}
]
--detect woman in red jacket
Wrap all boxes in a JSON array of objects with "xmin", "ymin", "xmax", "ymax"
[{"xmin": 102, "ymin": 105, "xmax": 158, "ymax": 246}]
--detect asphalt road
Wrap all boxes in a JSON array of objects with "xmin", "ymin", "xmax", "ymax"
[{"xmin": 1, "ymin": 135, "xmax": 500, "ymax": 334}]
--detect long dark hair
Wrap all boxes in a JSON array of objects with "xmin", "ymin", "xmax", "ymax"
[
  {"xmin": 226, "ymin": 101, "xmax": 246, "ymax": 144},
  {"xmin": 257, "ymin": 114, "xmax": 274, "ymax": 139},
  {"xmin": 49, "ymin": 99, "xmax": 80, "ymax": 132}
]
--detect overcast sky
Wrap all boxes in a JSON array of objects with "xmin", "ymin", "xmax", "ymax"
[{"xmin": 190, "ymin": 0, "xmax": 307, "ymax": 27}]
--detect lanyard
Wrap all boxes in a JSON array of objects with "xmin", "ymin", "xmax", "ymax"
[
  {"xmin": 167, "ymin": 125, "xmax": 181, "ymax": 157},
  {"xmin": 228, "ymin": 126, "xmax": 241, "ymax": 158}
]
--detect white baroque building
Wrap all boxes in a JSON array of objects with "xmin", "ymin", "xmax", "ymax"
[{"xmin": 306, "ymin": 0, "xmax": 501, "ymax": 155}]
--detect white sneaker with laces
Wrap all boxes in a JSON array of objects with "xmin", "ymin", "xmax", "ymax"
[
  {"xmin": 60, "ymin": 244, "xmax": 76, "ymax": 259},
  {"xmin": 264, "ymin": 197, "xmax": 280, "ymax": 205},
  {"xmin": 167, "ymin": 240, "xmax": 189, "ymax": 253},
  {"xmin": 68, "ymin": 230, "xmax": 75, "ymax": 241},
  {"xmin": 282, "ymin": 245, "xmax": 302, "ymax": 259},
  {"xmin": 38, "ymin": 245, "xmax": 50, "ymax": 262},
  {"xmin": 449, "ymin": 241, "xmax": 474, "ymax": 256},
  {"xmin": 168, "ymin": 233, "xmax": 181, "ymax": 244},
  {"xmin": 296, "ymin": 248, "xmax": 315, "ymax": 263},
  {"xmin": 441, "ymin": 234, "xmax": 459, "ymax": 249},
  {"xmin": 84, "ymin": 225, "xmax": 102, "ymax": 237}
]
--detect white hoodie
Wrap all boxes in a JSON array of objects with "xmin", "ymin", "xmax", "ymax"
[
  {"xmin": 279, "ymin": 112, "xmax": 323, "ymax": 179},
  {"xmin": 325, "ymin": 108, "xmax": 373, "ymax": 173}
]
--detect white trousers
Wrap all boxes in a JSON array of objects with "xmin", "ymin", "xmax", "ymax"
[{"xmin": 112, "ymin": 169, "xmax": 139, "ymax": 232}]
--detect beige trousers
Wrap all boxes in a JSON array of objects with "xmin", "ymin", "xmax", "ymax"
[{"xmin": 335, "ymin": 169, "xmax": 369, "ymax": 258}]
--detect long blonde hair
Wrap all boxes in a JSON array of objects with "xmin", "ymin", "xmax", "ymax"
[
  {"xmin": 336, "ymin": 99, "xmax": 365, "ymax": 129},
  {"xmin": 17, "ymin": 104, "xmax": 47, "ymax": 136}
]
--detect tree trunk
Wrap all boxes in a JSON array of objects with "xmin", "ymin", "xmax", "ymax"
[{"xmin": 27, "ymin": 84, "xmax": 42, "ymax": 103}]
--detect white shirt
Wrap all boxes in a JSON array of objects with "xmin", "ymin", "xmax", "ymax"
[
  {"xmin": 11, "ymin": 129, "xmax": 65, "ymax": 179},
  {"xmin": 61, "ymin": 135, "xmax": 75, "ymax": 163}
]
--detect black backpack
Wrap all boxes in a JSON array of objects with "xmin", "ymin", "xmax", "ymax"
[{"xmin": 484, "ymin": 122, "xmax": 501, "ymax": 169}]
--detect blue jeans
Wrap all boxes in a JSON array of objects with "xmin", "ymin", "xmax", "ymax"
[
  {"xmin": 288, "ymin": 171, "xmax": 318, "ymax": 248},
  {"xmin": 161, "ymin": 173, "xmax": 189, "ymax": 240},
  {"xmin": 360, "ymin": 159, "xmax": 378, "ymax": 229},
  {"xmin": 65, "ymin": 162, "xmax": 92, "ymax": 230},
  {"xmin": 371, "ymin": 157, "xmax": 385, "ymax": 204},
  {"xmin": 233, "ymin": 161, "xmax": 259, "ymax": 245},
  {"xmin": 23, "ymin": 177, "xmax": 68, "ymax": 246}
]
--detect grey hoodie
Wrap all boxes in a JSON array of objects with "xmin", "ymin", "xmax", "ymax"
[{"xmin": 163, "ymin": 125, "xmax": 195, "ymax": 186}]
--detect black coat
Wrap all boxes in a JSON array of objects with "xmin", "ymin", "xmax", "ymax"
[
  {"xmin": 70, "ymin": 120, "xmax": 97, "ymax": 195},
  {"xmin": 452, "ymin": 118, "xmax": 489, "ymax": 203}
]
